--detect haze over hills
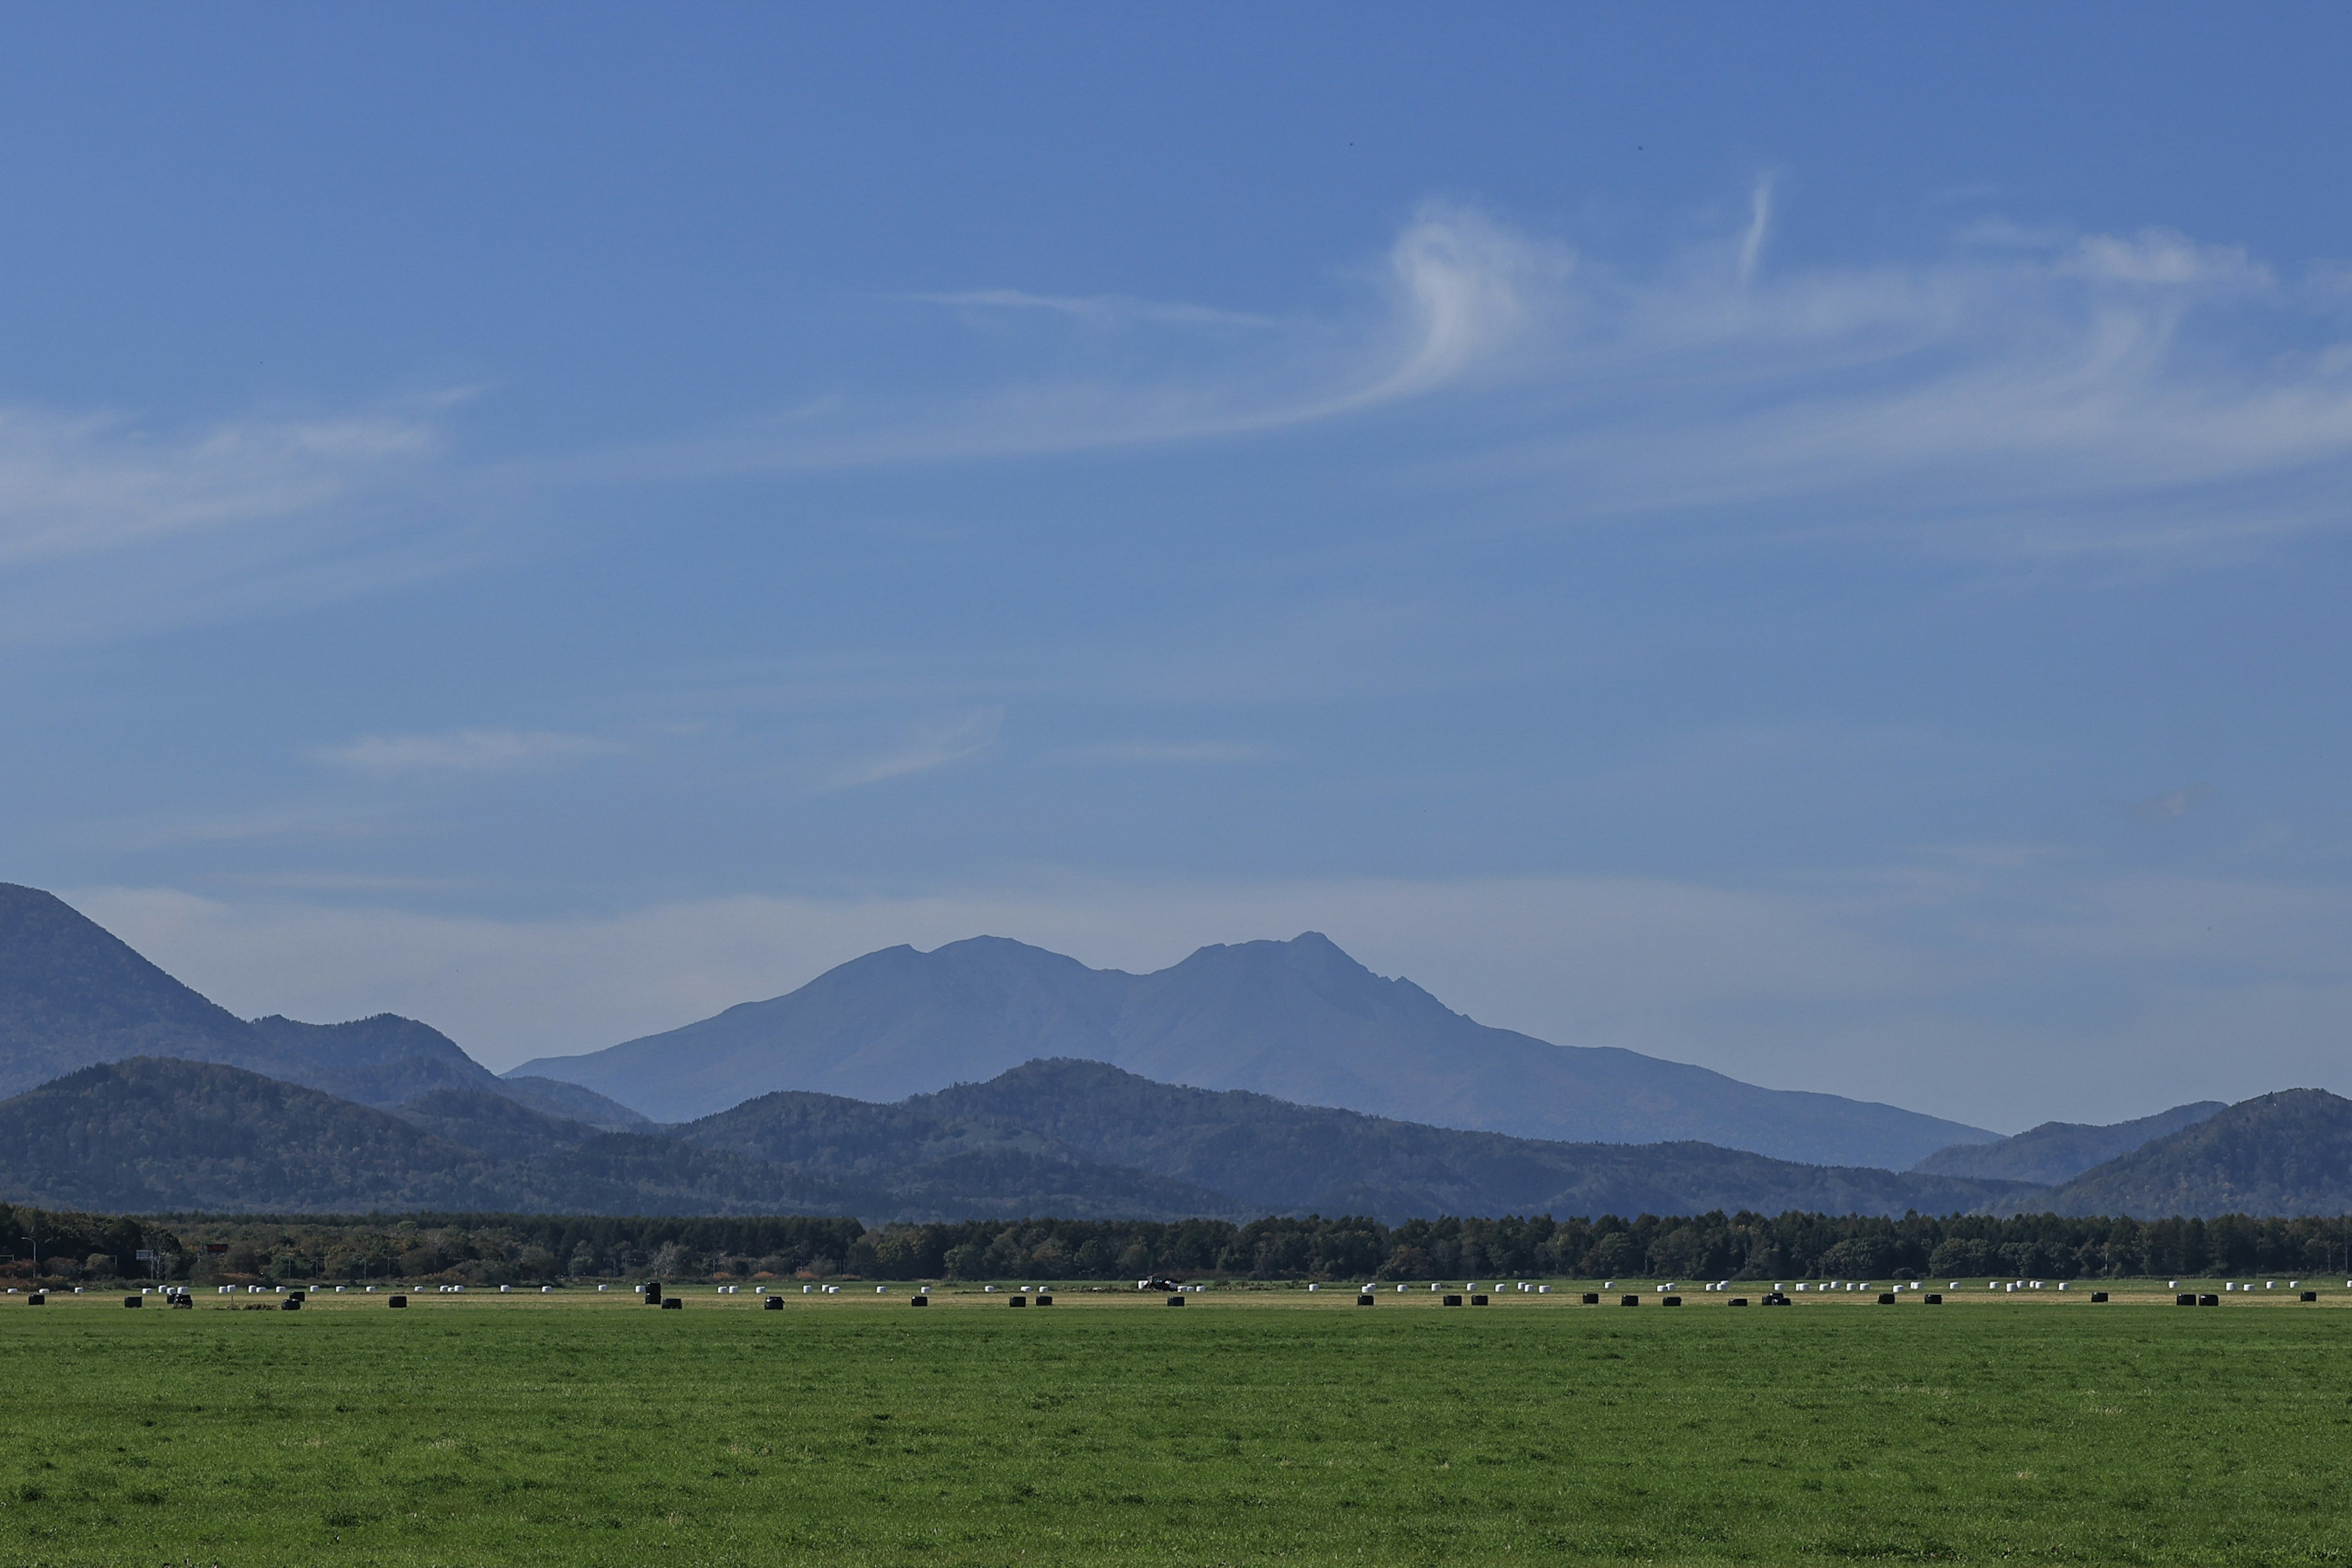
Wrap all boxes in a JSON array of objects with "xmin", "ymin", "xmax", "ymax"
[
  {"xmin": 0, "ymin": 1058, "xmax": 880, "ymax": 1218},
  {"xmin": 1914, "ymin": 1102, "xmax": 2228, "ymax": 1185},
  {"xmin": 682, "ymin": 1058, "xmax": 2037, "ymax": 1223},
  {"xmin": 4, "ymin": 877, "xmax": 2339, "ymax": 1224},
  {"xmin": 513, "ymin": 933, "xmax": 1998, "ymax": 1167},
  {"xmin": 2015, "ymin": 1090, "xmax": 2352, "ymax": 1219},
  {"xmin": 0, "ymin": 1053, "xmax": 2028, "ymax": 1223},
  {"xmin": 0, "ymin": 883, "xmax": 645, "ymax": 1128}
]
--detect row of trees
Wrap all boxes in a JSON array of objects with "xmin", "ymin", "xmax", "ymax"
[
  {"xmin": 8, "ymin": 1204, "xmax": 2350, "ymax": 1285},
  {"xmin": 848, "ymin": 1212, "xmax": 2352, "ymax": 1283}
]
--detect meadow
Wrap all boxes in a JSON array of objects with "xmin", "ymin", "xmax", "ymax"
[{"xmin": 2, "ymin": 1282, "xmax": 2347, "ymax": 1567}]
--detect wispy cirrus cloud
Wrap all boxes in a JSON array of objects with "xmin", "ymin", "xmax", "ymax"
[
  {"xmin": 2126, "ymin": 783, "xmax": 2216, "ymax": 824},
  {"xmin": 813, "ymin": 707, "xmax": 1003, "ymax": 791},
  {"xmin": 1064, "ymin": 740, "xmax": 1269, "ymax": 764},
  {"xmin": 0, "ymin": 404, "xmax": 440, "ymax": 568},
  {"xmin": 1458, "ymin": 210, "xmax": 2352, "ymax": 555},
  {"xmin": 590, "ymin": 191, "xmax": 2352, "ymax": 558},
  {"xmin": 597, "ymin": 201, "xmax": 1562, "ymax": 477},
  {"xmin": 74, "ymin": 802, "xmax": 401, "ymax": 853},
  {"xmin": 0, "ymin": 394, "xmax": 473, "ymax": 645},
  {"xmin": 903, "ymin": 289, "xmax": 1281, "ymax": 330},
  {"xmin": 309, "ymin": 728, "xmax": 628, "ymax": 775}
]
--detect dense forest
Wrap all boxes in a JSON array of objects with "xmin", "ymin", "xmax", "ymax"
[{"xmin": 9, "ymin": 1203, "xmax": 2352, "ymax": 1285}]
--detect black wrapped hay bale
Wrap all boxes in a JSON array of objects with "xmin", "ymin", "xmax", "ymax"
[
  {"xmin": 910, "ymin": 1295, "xmax": 929, "ymax": 1306},
  {"xmin": 2090, "ymin": 1292, "xmax": 2109, "ymax": 1302},
  {"xmin": 1581, "ymin": 1293, "xmax": 1600, "ymax": 1305},
  {"xmin": 1877, "ymin": 1293, "xmax": 1896, "ymax": 1305},
  {"xmin": 388, "ymin": 1295, "xmax": 407, "ymax": 1308},
  {"xmin": 1036, "ymin": 1294, "xmax": 1054, "ymax": 1306},
  {"xmin": 1924, "ymin": 1294, "xmax": 1942, "ymax": 1304},
  {"xmin": 124, "ymin": 1295, "xmax": 142, "ymax": 1308},
  {"xmin": 26, "ymin": 1293, "xmax": 43, "ymax": 1306},
  {"xmin": 282, "ymin": 1297, "xmax": 301, "ymax": 1310},
  {"xmin": 2176, "ymin": 1293, "xmax": 2196, "ymax": 1305},
  {"xmin": 2198, "ymin": 1294, "xmax": 2219, "ymax": 1306},
  {"xmin": 1662, "ymin": 1295, "xmax": 1681, "ymax": 1306},
  {"xmin": 1166, "ymin": 1295, "xmax": 1185, "ymax": 1307},
  {"xmin": 1443, "ymin": 1294, "xmax": 1462, "ymax": 1307},
  {"xmin": 1471, "ymin": 1294, "xmax": 1488, "ymax": 1306},
  {"xmin": 1730, "ymin": 1297, "xmax": 1749, "ymax": 1307},
  {"xmin": 763, "ymin": 1295, "xmax": 783, "ymax": 1310},
  {"xmin": 662, "ymin": 1296, "xmax": 683, "ymax": 1309},
  {"xmin": 1620, "ymin": 1295, "xmax": 1640, "ymax": 1307},
  {"xmin": 1009, "ymin": 1295, "xmax": 1027, "ymax": 1307},
  {"xmin": 2302, "ymin": 1291, "xmax": 2319, "ymax": 1302},
  {"xmin": 1357, "ymin": 1294, "xmax": 1374, "ymax": 1306},
  {"xmin": 645, "ymin": 1282, "xmax": 663, "ymax": 1306}
]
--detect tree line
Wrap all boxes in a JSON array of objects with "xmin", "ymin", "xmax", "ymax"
[{"xmin": 7, "ymin": 1203, "xmax": 2350, "ymax": 1285}]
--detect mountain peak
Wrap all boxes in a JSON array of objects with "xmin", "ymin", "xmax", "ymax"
[
  {"xmin": 512, "ymin": 927, "xmax": 1994, "ymax": 1164},
  {"xmin": 0, "ymin": 881, "xmax": 261, "ymax": 1098}
]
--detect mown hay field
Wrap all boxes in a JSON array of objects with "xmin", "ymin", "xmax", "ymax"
[{"xmin": 4, "ymin": 1283, "xmax": 2347, "ymax": 1566}]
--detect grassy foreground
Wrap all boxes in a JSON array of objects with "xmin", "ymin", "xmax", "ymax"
[{"xmin": 3, "ymin": 1286, "xmax": 2348, "ymax": 1566}]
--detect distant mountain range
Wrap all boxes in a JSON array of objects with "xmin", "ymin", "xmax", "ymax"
[
  {"xmin": 2, "ymin": 878, "xmax": 2339, "ymax": 1223},
  {"xmin": 0, "ymin": 1054, "xmax": 2035, "ymax": 1222},
  {"xmin": 1913, "ymin": 1101, "xmax": 2228, "ymax": 1185},
  {"xmin": 510, "ymin": 932, "xmax": 1996, "ymax": 1167}
]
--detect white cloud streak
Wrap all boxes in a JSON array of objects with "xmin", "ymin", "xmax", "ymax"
[
  {"xmin": 0, "ymin": 395, "xmax": 472, "ymax": 646},
  {"xmin": 0, "ymin": 406, "xmax": 437, "ymax": 568},
  {"xmin": 310, "ymin": 729, "xmax": 628, "ymax": 775},
  {"xmin": 813, "ymin": 707, "xmax": 1003, "ymax": 790},
  {"xmin": 1063, "ymin": 741, "xmax": 1269, "ymax": 765},
  {"xmin": 1736, "ymin": 175, "xmax": 1773, "ymax": 290},
  {"xmin": 598, "ymin": 202, "xmax": 1561, "ymax": 476},
  {"xmin": 904, "ymin": 289, "xmax": 1280, "ymax": 330},
  {"xmin": 592, "ymin": 192, "xmax": 2352, "ymax": 557}
]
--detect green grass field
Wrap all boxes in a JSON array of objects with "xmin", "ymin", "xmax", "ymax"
[{"xmin": 4, "ymin": 1283, "xmax": 2348, "ymax": 1566}]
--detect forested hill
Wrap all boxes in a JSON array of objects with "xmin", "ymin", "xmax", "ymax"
[
  {"xmin": 1913, "ymin": 1101, "xmax": 2227, "ymax": 1184},
  {"xmin": 1, "ymin": 1053, "xmax": 2027, "ymax": 1222},
  {"xmin": 0, "ymin": 1058, "xmax": 1237, "ymax": 1221},
  {"xmin": 677, "ymin": 1058, "xmax": 2032, "ymax": 1221},
  {"xmin": 2019, "ymin": 1089, "xmax": 2352, "ymax": 1218}
]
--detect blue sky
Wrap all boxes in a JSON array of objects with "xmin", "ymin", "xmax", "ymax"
[{"xmin": 9, "ymin": 6, "xmax": 2352, "ymax": 1131}]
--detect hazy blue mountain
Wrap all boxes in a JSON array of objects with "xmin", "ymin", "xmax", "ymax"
[
  {"xmin": 1913, "ymin": 1101, "xmax": 2228, "ymax": 1184},
  {"xmin": 0, "ymin": 882, "xmax": 274, "ymax": 1098},
  {"xmin": 516, "ymin": 933, "xmax": 1996, "ymax": 1166},
  {"xmin": 0, "ymin": 882, "xmax": 655, "ymax": 1123},
  {"xmin": 2021, "ymin": 1090, "xmax": 2352, "ymax": 1218}
]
